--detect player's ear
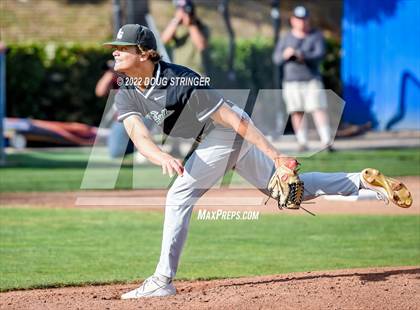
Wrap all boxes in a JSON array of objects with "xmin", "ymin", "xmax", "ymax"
[
  {"xmin": 136, "ymin": 46, "xmax": 149, "ymax": 62},
  {"xmin": 139, "ymin": 53, "xmax": 149, "ymax": 62}
]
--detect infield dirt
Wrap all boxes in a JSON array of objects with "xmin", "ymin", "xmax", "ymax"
[
  {"xmin": 1, "ymin": 176, "xmax": 419, "ymax": 215},
  {"xmin": 1, "ymin": 266, "xmax": 419, "ymax": 309}
]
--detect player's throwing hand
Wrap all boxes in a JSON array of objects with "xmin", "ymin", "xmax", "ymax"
[
  {"xmin": 274, "ymin": 155, "xmax": 298, "ymax": 169},
  {"xmin": 160, "ymin": 153, "xmax": 184, "ymax": 177}
]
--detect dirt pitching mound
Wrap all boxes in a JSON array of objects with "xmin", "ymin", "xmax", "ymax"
[{"xmin": 1, "ymin": 266, "xmax": 419, "ymax": 310}]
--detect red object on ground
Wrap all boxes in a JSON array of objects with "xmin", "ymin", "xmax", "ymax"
[{"xmin": 5, "ymin": 118, "xmax": 98, "ymax": 146}]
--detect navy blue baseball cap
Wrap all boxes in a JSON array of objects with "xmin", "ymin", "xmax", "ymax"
[
  {"xmin": 293, "ymin": 6, "xmax": 309, "ymax": 19},
  {"xmin": 174, "ymin": 0, "xmax": 195, "ymax": 15},
  {"xmin": 103, "ymin": 24, "xmax": 157, "ymax": 50}
]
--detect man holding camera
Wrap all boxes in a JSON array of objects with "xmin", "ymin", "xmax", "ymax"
[
  {"xmin": 273, "ymin": 6, "xmax": 332, "ymax": 152},
  {"xmin": 161, "ymin": 0, "xmax": 209, "ymax": 75}
]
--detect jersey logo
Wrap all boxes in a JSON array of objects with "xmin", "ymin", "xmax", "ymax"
[
  {"xmin": 145, "ymin": 109, "xmax": 174, "ymax": 125},
  {"xmin": 153, "ymin": 95, "xmax": 165, "ymax": 101},
  {"xmin": 117, "ymin": 29, "xmax": 124, "ymax": 39}
]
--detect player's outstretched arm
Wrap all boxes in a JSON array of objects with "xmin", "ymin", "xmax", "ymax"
[
  {"xmin": 210, "ymin": 103, "xmax": 294, "ymax": 167},
  {"xmin": 123, "ymin": 115, "xmax": 184, "ymax": 177}
]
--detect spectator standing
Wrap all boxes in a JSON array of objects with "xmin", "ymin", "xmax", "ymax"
[
  {"xmin": 273, "ymin": 6, "xmax": 332, "ymax": 151},
  {"xmin": 161, "ymin": 0, "xmax": 209, "ymax": 156},
  {"xmin": 161, "ymin": 0, "xmax": 209, "ymax": 75}
]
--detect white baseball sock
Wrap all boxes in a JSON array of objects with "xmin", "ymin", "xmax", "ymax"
[
  {"xmin": 295, "ymin": 128, "xmax": 308, "ymax": 146},
  {"xmin": 317, "ymin": 125, "xmax": 332, "ymax": 145}
]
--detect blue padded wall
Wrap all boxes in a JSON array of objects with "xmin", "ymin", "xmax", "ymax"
[{"xmin": 342, "ymin": 0, "xmax": 420, "ymax": 130}]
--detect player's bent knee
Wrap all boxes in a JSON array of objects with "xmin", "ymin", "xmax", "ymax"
[{"xmin": 166, "ymin": 183, "xmax": 207, "ymax": 210}]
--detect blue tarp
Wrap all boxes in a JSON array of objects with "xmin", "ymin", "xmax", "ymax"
[{"xmin": 342, "ymin": 0, "xmax": 420, "ymax": 130}]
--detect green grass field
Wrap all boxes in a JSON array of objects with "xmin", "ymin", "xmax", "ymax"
[
  {"xmin": 1, "ymin": 148, "xmax": 419, "ymax": 192},
  {"xmin": 0, "ymin": 207, "xmax": 419, "ymax": 292}
]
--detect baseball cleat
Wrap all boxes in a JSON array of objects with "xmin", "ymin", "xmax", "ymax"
[
  {"xmin": 361, "ymin": 168, "xmax": 412, "ymax": 208},
  {"xmin": 121, "ymin": 275, "xmax": 176, "ymax": 299}
]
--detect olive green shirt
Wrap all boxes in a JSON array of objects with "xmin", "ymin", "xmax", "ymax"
[{"xmin": 169, "ymin": 24, "xmax": 209, "ymax": 75}]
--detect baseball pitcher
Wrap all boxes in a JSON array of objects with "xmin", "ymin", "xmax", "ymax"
[{"xmin": 103, "ymin": 24, "xmax": 412, "ymax": 299}]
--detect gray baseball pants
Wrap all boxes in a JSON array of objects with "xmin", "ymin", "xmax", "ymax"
[{"xmin": 155, "ymin": 108, "xmax": 361, "ymax": 279}]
